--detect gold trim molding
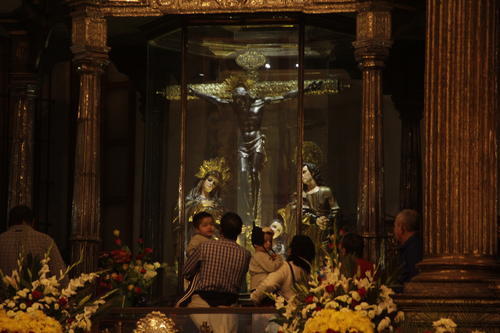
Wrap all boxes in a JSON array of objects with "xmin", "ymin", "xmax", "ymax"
[{"xmin": 98, "ymin": 0, "xmax": 360, "ymax": 16}]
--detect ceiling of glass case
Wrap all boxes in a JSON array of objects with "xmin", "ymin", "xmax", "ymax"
[{"xmin": 149, "ymin": 25, "xmax": 350, "ymax": 60}]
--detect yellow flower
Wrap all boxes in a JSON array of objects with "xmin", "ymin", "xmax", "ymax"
[
  {"xmin": 122, "ymin": 264, "xmax": 129, "ymax": 270},
  {"xmin": 113, "ymin": 229, "xmax": 120, "ymax": 237},
  {"xmin": 128, "ymin": 284, "xmax": 135, "ymax": 291},
  {"xmin": 0, "ymin": 310, "xmax": 63, "ymax": 333},
  {"xmin": 303, "ymin": 309, "xmax": 374, "ymax": 333}
]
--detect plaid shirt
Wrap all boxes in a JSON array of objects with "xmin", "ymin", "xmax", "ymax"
[
  {"xmin": 0, "ymin": 225, "xmax": 67, "ymax": 281},
  {"xmin": 184, "ymin": 238, "xmax": 250, "ymax": 296}
]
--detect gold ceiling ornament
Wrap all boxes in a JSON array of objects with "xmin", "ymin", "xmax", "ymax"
[
  {"xmin": 133, "ymin": 311, "xmax": 178, "ymax": 333},
  {"xmin": 195, "ymin": 157, "xmax": 231, "ymax": 185},
  {"xmin": 302, "ymin": 141, "xmax": 324, "ymax": 166},
  {"xmin": 236, "ymin": 49, "xmax": 267, "ymax": 72}
]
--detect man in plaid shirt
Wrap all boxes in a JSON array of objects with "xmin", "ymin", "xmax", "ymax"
[{"xmin": 184, "ymin": 212, "xmax": 251, "ymax": 333}]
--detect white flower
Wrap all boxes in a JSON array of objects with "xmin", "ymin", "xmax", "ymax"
[
  {"xmin": 16, "ymin": 288, "xmax": 29, "ymax": 298},
  {"xmin": 19, "ymin": 303, "xmax": 26, "ymax": 310},
  {"xmin": 387, "ymin": 302, "xmax": 397, "ymax": 313},
  {"xmin": 153, "ymin": 262, "xmax": 161, "ymax": 269},
  {"xmin": 7, "ymin": 301, "xmax": 15, "ymax": 308},
  {"xmin": 350, "ymin": 291, "xmax": 361, "ymax": 301},
  {"xmin": 377, "ymin": 316, "xmax": 391, "ymax": 332},
  {"xmin": 433, "ymin": 318, "xmax": 457, "ymax": 333},
  {"xmin": 143, "ymin": 270, "xmax": 157, "ymax": 280},
  {"xmin": 394, "ymin": 311, "xmax": 405, "ymax": 322},
  {"xmin": 274, "ymin": 296, "xmax": 285, "ymax": 310},
  {"xmin": 325, "ymin": 300, "xmax": 340, "ymax": 309}
]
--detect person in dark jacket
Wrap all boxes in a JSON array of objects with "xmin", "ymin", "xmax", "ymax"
[{"xmin": 393, "ymin": 209, "xmax": 423, "ymax": 284}]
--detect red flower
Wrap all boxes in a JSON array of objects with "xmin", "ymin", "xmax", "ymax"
[
  {"xmin": 58, "ymin": 297, "xmax": 68, "ymax": 306},
  {"xmin": 327, "ymin": 242, "xmax": 334, "ymax": 249},
  {"xmin": 114, "ymin": 238, "xmax": 122, "ymax": 246},
  {"xmin": 137, "ymin": 238, "xmax": 144, "ymax": 244},
  {"xmin": 350, "ymin": 299, "xmax": 360, "ymax": 308},
  {"xmin": 134, "ymin": 287, "xmax": 142, "ymax": 294},
  {"xmin": 327, "ymin": 329, "xmax": 340, "ymax": 333},
  {"xmin": 141, "ymin": 268, "xmax": 146, "ymax": 274},
  {"xmin": 315, "ymin": 306, "xmax": 322, "ymax": 312},
  {"xmin": 358, "ymin": 287, "xmax": 367, "ymax": 297},
  {"xmin": 114, "ymin": 274, "xmax": 124, "ymax": 282},
  {"xmin": 31, "ymin": 290, "xmax": 42, "ymax": 299},
  {"xmin": 305, "ymin": 295, "xmax": 314, "ymax": 304},
  {"xmin": 325, "ymin": 284, "xmax": 335, "ymax": 293},
  {"xmin": 144, "ymin": 248, "xmax": 153, "ymax": 254}
]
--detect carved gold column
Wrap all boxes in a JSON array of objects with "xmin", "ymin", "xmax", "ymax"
[
  {"xmin": 353, "ymin": 3, "xmax": 392, "ymax": 263},
  {"xmin": 397, "ymin": 0, "xmax": 500, "ymax": 328},
  {"xmin": 69, "ymin": 3, "xmax": 108, "ymax": 273},
  {"xmin": 7, "ymin": 33, "xmax": 37, "ymax": 210}
]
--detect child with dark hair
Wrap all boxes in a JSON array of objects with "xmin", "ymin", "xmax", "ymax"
[
  {"xmin": 187, "ymin": 211, "xmax": 216, "ymax": 257},
  {"xmin": 340, "ymin": 232, "xmax": 374, "ymax": 278},
  {"xmin": 177, "ymin": 212, "xmax": 216, "ymax": 307},
  {"xmin": 251, "ymin": 235, "xmax": 315, "ymax": 304},
  {"xmin": 249, "ymin": 226, "xmax": 283, "ymax": 291}
]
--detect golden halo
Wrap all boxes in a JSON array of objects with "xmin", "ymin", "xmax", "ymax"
[{"xmin": 195, "ymin": 157, "xmax": 231, "ymax": 185}]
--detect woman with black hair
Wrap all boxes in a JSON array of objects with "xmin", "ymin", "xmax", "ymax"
[{"xmin": 250, "ymin": 235, "xmax": 315, "ymax": 304}]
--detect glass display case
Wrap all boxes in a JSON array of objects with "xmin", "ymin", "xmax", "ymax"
[{"xmin": 146, "ymin": 15, "xmax": 359, "ymax": 301}]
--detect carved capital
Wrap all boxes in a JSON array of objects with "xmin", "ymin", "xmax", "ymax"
[
  {"xmin": 354, "ymin": 6, "xmax": 392, "ymax": 69},
  {"xmin": 70, "ymin": 5, "xmax": 109, "ymax": 59}
]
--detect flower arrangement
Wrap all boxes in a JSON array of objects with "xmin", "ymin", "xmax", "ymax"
[
  {"xmin": 98, "ymin": 230, "xmax": 164, "ymax": 307},
  {"xmin": 303, "ymin": 308, "xmax": 374, "ymax": 333},
  {"xmin": 270, "ymin": 227, "xmax": 404, "ymax": 333},
  {"xmin": 432, "ymin": 318, "xmax": 457, "ymax": 333},
  {"xmin": 0, "ymin": 309, "xmax": 63, "ymax": 333},
  {"xmin": 0, "ymin": 250, "xmax": 115, "ymax": 332}
]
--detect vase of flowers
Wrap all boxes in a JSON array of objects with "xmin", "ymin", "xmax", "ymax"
[
  {"xmin": 0, "ymin": 249, "xmax": 115, "ymax": 332},
  {"xmin": 270, "ymin": 230, "xmax": 404, "ymax": 333},
  {"xmin": 98, "ymin": 230, "xmax": 164, "ymax": 307}
]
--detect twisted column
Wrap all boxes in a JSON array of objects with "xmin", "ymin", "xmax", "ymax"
[
  {"xmin": 353, "ymin": 4, "xmax": 392, "ymax": 263},
  {"xmin": 69, "ymin": 3, "xmax": 108, "ymax": 273}
]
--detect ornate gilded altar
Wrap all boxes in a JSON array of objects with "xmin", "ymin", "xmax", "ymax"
[{"xmin": 62, "ymin": 0, "xmax": 500, "ymax": 330}]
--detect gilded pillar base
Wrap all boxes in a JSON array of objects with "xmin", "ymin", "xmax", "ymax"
[
  {"xmin": 403, "ymin": 256, "xmax": 500, "ymax": 298},
  {"xmin": 396, "ymin": 256, "xmax": 500, "ymax": 331},
  {"xmin": 395, "ymin": 296, "xmax": 500, "ymax": 332}
]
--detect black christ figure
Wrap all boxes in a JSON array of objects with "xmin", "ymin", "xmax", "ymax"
[{"xmin": 189, "ymin": 81, "xmax": 322, "ymax": 223}]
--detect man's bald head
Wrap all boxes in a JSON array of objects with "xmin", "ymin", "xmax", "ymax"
[{"xmin": 394, "ymin": 209, "xmax": 420, "ymax": 244}]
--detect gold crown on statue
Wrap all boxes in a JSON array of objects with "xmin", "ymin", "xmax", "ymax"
[
  {"xmin": 134, "ymin": 311, "xmax": 178, "ymax": 333},
  {"xmin": 195, "ymin": 157, "xmax": 231, "ymax": 185}
]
